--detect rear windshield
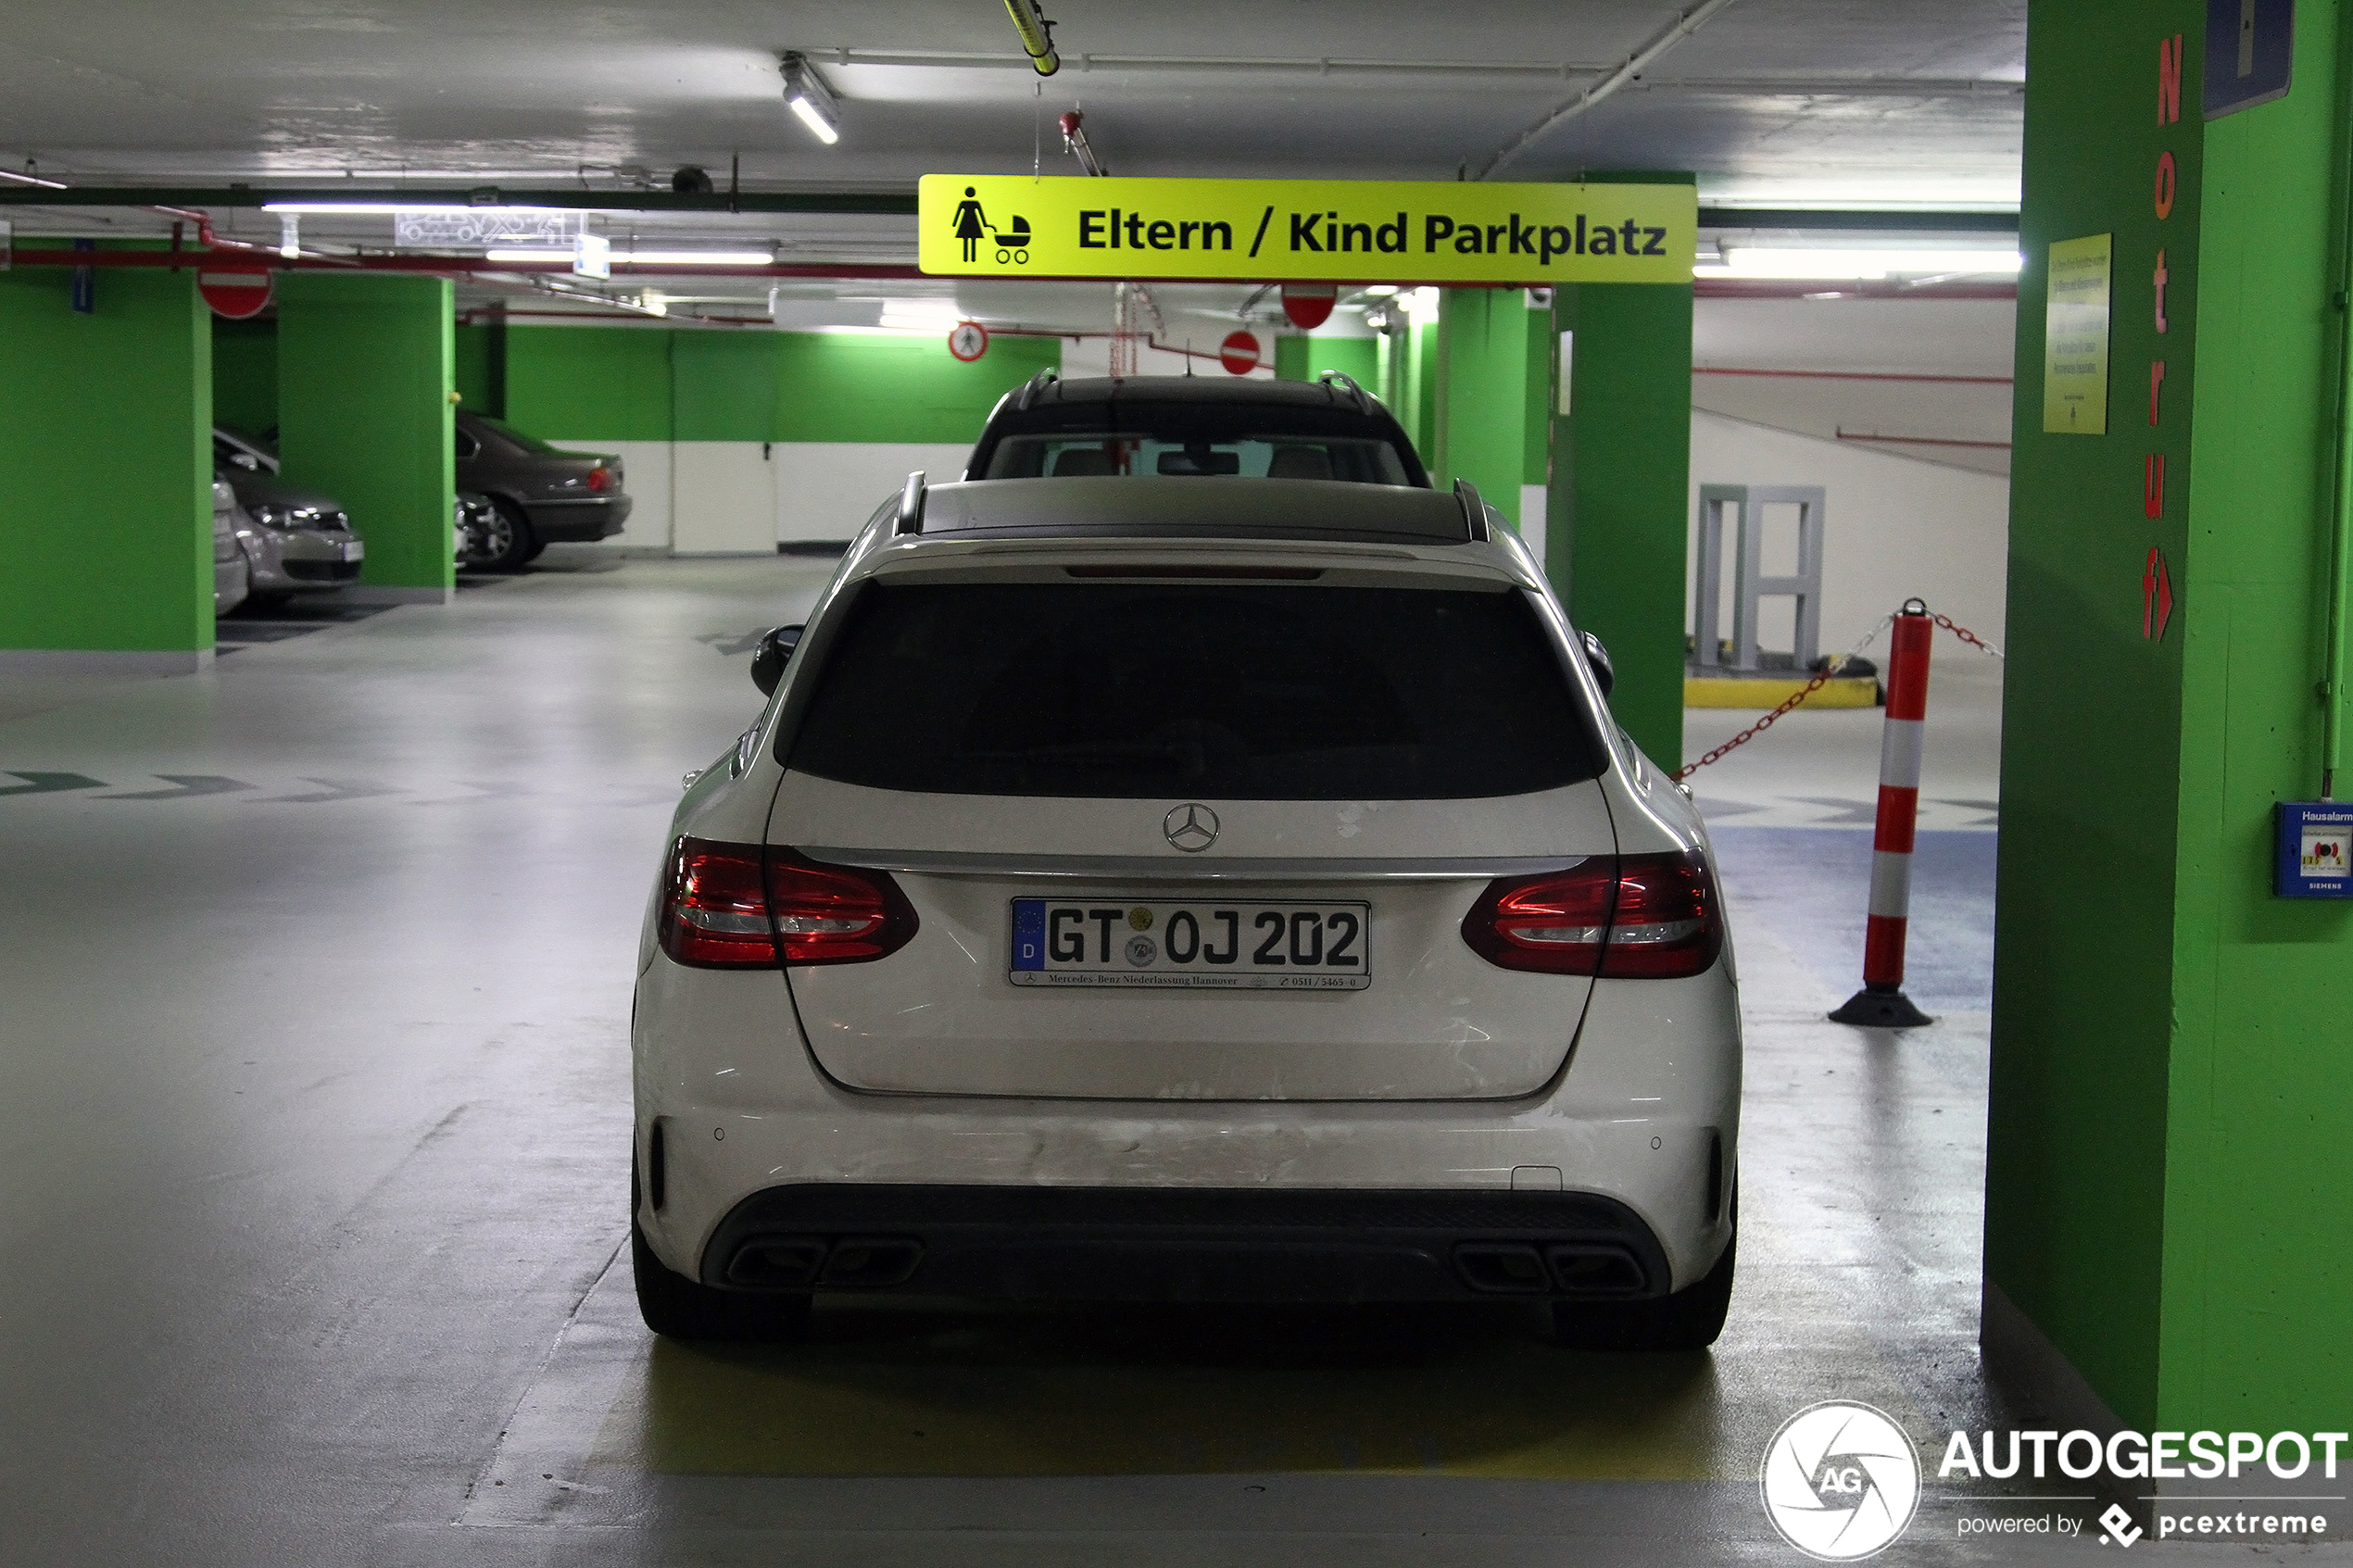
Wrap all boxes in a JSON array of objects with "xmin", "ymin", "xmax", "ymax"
[
  {"xmin": 986, "ymin": 433, "xmax": 1412, "ymax": 485},
  {"xmin": 786, "ymin": 583, "xmax": 1604, "ymax": 799}
]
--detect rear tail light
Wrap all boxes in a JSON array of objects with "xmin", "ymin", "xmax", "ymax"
[
  {"xmin": 659, "ymin": 838, "xmax": 917, "ymax": 969},
  {"xmin": 1461, "ymin": 850, "xmax": 1721, "ymax": 979},
  {"xmin": 586, "ymin": 466, "xmax": 613, "ymax": 492}
]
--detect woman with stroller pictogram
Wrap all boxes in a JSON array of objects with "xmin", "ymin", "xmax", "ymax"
[{"xmin": 953, "ymin": 187, "xmax": 989, "ymax": 263}]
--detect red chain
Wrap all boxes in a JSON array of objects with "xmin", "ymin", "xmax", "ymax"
[
  {"xmin": 1672, "ymin": 661, "xmax": 1857, "ymax": 781},
  {"xmin": 1930, "ymin": 611, "xmax": 2005, "ymax": 659},
  {"xmin": 1672, "ymin": 607, "xmax": 2002, "ymax": 783}
]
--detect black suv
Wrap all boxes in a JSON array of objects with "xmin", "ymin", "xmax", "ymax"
[
  {"xmin": 964, "ymin": 373, "xmax": 1430, "ymax": 487},
  {"xmin": 454, "ymin": 411, "xmax": 633, "ymax": 570}
]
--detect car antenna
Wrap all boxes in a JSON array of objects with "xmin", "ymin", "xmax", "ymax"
[{"xmin": 1184, "ymin": 339, "xmax": 1194, "ymax": 376}]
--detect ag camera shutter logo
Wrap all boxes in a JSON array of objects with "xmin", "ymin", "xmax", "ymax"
[{"xmin": 1760, "ymin": 1401, "xmax": 1921, "ymax": 1560}]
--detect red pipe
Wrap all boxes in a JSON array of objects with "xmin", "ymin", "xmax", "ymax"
[{"xmin": 1697, "ymin": 365, "xmax": 2013, "ymax": 386}]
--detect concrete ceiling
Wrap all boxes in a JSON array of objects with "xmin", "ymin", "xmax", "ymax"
[{"xmin": 1, "ymin": 1, "xmax": 2025, "ymax": 205}]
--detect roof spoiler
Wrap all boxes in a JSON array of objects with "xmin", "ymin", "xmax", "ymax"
[
  {"xmin": 896, "ymin": 470, "xmax": 926, "ymax": 535},
  {"xmin": 1452, "ymin": 478, "xmax": 1491, "ymax": 543},
  {"xmin": 1014, "ymin": 369, "xmax": 1060, "ymax": 411},
  {"xmin": 1318, "ymin": 370, "xmax": 1375, "ymax": 414}
]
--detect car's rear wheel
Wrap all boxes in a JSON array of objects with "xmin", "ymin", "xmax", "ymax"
[
  {"xmin": 631, "ymin": 1161, "xmax": 810, "ymax": 1342},
  {"xmin": 479, "ymin": 498, "xmax": 535, "ymax": 572},
  {"xmin": 1552, "ymin": 1223, "xmax": 1734, "ymax": 1351}
]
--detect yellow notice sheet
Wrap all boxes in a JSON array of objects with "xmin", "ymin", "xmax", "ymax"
[{"xmin": 2043, "ymin": 234, "xmax": 2112, "ymax": 434}]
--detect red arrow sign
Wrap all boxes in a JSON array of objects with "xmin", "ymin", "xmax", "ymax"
[{"xmin": 2143, "ymin": 546, "xmax": 2174, "ymax": 640}]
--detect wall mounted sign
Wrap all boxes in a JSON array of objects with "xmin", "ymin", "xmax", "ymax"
[
  {"xmin": 2275, "ymin": 800, "xmax": 2352, "ymax": 897},
  {"xmin": 1218, "ymin": 331, "xmax": 1263, "ymax": 375},
  {"xmin": 918, "ymin": 176, "xmax": 1695, "ymax": 283},
  {"xmin": 947, "ymin": 320, "xmax": 988, "ymax": 361},
  {"xmin": 2206, "ymin": 0, "xmax": 2295, "ymax": 119},
  {"xmin": 2044, "ymin": 234, "xmax": 2113, "ymax": 434}
]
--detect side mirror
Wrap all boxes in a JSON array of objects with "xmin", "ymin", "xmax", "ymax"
[
  {"xmin": 1580, "ymin": 630, "xmax": 1616, "ymax": 698},
  {"xmin": 750, "ymin": 624, "xmax": 803, "ymax": 696}
]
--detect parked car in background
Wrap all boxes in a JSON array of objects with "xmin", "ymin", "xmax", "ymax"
[
  {"xmin": 965, "ymin": 372, "xmax": 1430, "ymax": 486},
  {"xmin": 211, "ymin": 479, "xmax": 250, "ymax": 616},
  {"xmin": 453, "ymin": 411, "xmax": 631, "ymax": 571},
  {"xmin": 212, "ymin": 428, "xmax": 366, "ymax": 603}
]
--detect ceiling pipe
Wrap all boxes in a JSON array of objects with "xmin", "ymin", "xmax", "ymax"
[
  {"xmin": 1002, "ymin": 0, "xmax": 1061, "ymax": 76},
  {"xmin": 1473, "ymin": 0, "xmax": 1742, "ymax": 179},
  {"xmin": 0, "ymin": 185, "xmax": 917, "ymax": 215}
]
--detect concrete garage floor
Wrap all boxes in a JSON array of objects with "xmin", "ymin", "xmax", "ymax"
[{"xmin": 0, "ymin": 557, "xmax": 2228, "ymax": 1566}]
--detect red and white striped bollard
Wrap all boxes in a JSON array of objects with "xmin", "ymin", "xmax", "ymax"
[{"xmin": 1831, "ymin": 599, "xmax": 1935, "ymax": 1028}]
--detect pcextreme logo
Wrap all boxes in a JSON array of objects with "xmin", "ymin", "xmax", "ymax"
[{"xmin": 1760, "ymin": 1402, "xmax": 1921, "ymax": 1560}]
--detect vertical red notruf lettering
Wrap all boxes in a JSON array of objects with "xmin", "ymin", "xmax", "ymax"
[
  {"xmin": 2150, "ymin": 360, "xmax": 2167, "ymax": 425},
  {"xmin": 2155, "ymin": 151, "xmax": 2177, "ymax": 220},
  {"xmin": 2145, "ymin": 454, "xmax": 2165, "ymax": 519},
  {"xmin": 2158, "ymin": 34, "xmax": 2183, "ymax": 125},
  {"xmin": 2155, "ymin": 249, "xmax": 2170, "ymax": 332}
]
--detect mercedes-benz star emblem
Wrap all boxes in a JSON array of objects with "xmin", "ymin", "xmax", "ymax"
[{"xmin": 1163, "ymin": 802, "xmax": 1220, "ymax": 853}]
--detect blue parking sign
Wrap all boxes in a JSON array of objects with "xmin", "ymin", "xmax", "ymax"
[{"xmin": 2206, "ymin": 0, "xmax": 2295, "ymax": 119}]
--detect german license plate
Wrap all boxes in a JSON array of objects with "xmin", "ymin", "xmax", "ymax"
[
  {"xmin": 1010, "ymin": 898, "xmax": 1370, "ymax": 990},
  {"xmin": 341, "ymin": 540, "xmax": 365, "ymax": 562}
]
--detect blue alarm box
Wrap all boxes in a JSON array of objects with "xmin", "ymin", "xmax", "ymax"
[{"xmin": 2276, "ymin": 802, "xmax": 2353, "ymax": 898}]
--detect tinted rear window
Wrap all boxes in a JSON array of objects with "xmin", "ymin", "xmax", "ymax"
[{"xmin": 786, "ymin": 583, "xmax": 1604, "ymax": 799}]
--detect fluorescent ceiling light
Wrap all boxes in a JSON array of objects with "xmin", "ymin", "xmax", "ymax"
[
  {"xmin": 260, "ymin": 202, "xmax": 568, "ymax": 215},
  {"xmin": 782, "ymin": 52, "xmax": 842, "ymax": 145},
  {"xmin": 484, "ymin": 248, "xmax": 774, "ymax": 266},
  {"xmin": 876, "ymin": 298, "xmax": 963, "ymax": 331},
  {"xmin": 1696, "ymin": 247, "xmax": 2024, "ymax": 280},
  {"xmin": 1359, "ymin": 284, "xmax": 1400, "ymax": 298},
  {"xmin": 788, "ymin": 94, "xmax": 839, "ymax": 145}
]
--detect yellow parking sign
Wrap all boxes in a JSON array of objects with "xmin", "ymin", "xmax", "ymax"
[{"xmin": 918, "ymin": 175, "xmax": 1695, "ymax": 284}]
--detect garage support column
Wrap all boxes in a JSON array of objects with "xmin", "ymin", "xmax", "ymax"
[
  {"xmin": 276, "ymin": 273, "xmax": 455, "ymax": 602},
  {"xmin": 1985, "ymin": 0, "xmax": 2353, "ymax": 1437},
  {"xmin": 0, "ymin": 257, "xmax": 214, "ymax": 674},
  {"xmin": 1430, "ymin": 287, "xmax": 1529, "ymax": 530},
  {"xmin": 1544, "ymin": 174, "xmax": 1697, "ymax": 770}
]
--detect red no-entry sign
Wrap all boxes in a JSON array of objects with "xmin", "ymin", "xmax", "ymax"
[
  {"xmin": 199, "ymin": 258, "xmax": 274, "ymax": 320},
  {"xmin": 1219, "ymin": 330, "xmax": 1262, "ymax": 376}
]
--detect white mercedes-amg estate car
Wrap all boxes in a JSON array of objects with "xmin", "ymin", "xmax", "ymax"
[{"xmin": 631, "ymin": 473, "xmax": 1742, "ymax": 1349}]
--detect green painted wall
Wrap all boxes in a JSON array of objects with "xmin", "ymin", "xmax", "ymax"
[
  {"xmin": 1547, "ymin": 263, "xmax": 1694, "ymax": 769},
  {"xmin": 277, "ymin": 273, "xmax": 455, "ymax": 592},
  {"xmin": 500, "ymin": 324, "xmax": 1058, "ymax": 445},
  {"xmin": 1988, "ymin": 0, "xmax": 2353, "ymax": 1433},
  {"xmin": 454, "ymin": 320, "xmax": 504, "ymax": 419},
  {"xmin": 774, "ymin": 332, "xmax": 1059, "ymax": 443},
  {"xmin": 211, "ymin": 318, "xmax": 278, "ymax": 438},
  {"xmin": 1433, "ymin": 288, "xmax": 1530, "ymax": 526},
  {"xmin": 1275, "ymin": 333, "xmax": 1379, "ymax": 390},
  {"xmin": 0, "ymin": 262, "xmax": 211, "ymax": 653}
]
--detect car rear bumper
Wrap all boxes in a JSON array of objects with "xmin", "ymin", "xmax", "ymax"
[
  {"xmin": 695, "ymin": 1182, "xmax": 1671, "ymax": 1303},
  {"xmin": 632, "ymin": 954, "xmax": 1742, "ymax": 1297},
  {"xmin": 524, "ymin": 495, "xmax": 632, "ymax": 541}
]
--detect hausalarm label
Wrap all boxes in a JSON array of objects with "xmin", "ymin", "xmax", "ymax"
[{"xmin": 917, "ymin": 175, "xmax": 1696, "ymax": 283}]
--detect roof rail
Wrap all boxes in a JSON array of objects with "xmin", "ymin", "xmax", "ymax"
[
  {"xmin": 1014, "ymin": 369, "xmax": 1060, "ymax": 411},
  {"xmin": 1452, "ymin": 478, "xmax": 1491, "ymax": 543},
  {"xmin": 895, "ymin": 470, "xmax": 926, "ymax": 535},
  {"xmin": 1318, "ymin": 370, "xmax": 1374, "ymax": 414}
]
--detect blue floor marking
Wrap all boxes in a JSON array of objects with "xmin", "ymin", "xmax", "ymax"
[{"xmin": 1707, "ymin": 827, "xmax": 1997, "ymax": 1010}]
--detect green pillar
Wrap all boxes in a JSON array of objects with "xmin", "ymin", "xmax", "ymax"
[
  {"xmin": 0, "ymin": 257, "xmax": 213, "ymax": 673},
  {"xmin": 1431, "ymin": 287, "xmax": 1529, "ymax": 526},
  {"xmin": 1547, "ymin": 207, "xmax": 1694, "ymax": 769},
  {"xmin": 1984, "ymin": 0, "xmax": 2353, "ymax": 1436},
  {"xmin": 1404, "ymin": 318, "xmax": 1439, "ymax": 462},
  {"xmin": 277, "ymin": 274, "xmax": 455, "ymax": 602}
]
